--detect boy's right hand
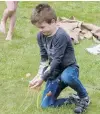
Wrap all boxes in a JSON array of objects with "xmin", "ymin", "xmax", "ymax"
[
  {"xmin": 29, "ymin": 76, "xmax": 43, "ymax": 90},
  {"xmin": 29, "ymin": 75, "xmax": 39, "ymax": 87}
]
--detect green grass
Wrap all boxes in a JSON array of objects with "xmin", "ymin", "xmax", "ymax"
[{"xmin": 0, "ymin": 1, "xmax": 100, "ymax": 114}]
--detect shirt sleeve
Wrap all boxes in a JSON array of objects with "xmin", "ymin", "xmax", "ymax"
[
  {"xmin": 37, "ymin": 32, "xmax": 48, "ymax": 62},
  {"xmin": 37, "ymin": 33, "xmax": 48, "ymax": 77},
  {"xmin": 50, "ymin": 33, "xmax": 68, "ymax": 72}
]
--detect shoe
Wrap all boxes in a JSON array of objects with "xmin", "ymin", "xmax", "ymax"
[
  {"xmin": 74, "ymin": 96, "xmax": 90, "ymax": 114},
  {"xmin": 64, "ymin": 94, "xmax": 80, "ymax": 105}
]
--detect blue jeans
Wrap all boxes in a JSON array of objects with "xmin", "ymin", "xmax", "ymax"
[{"xmin": 41, "ymin": 65, "xmax": 88, "ymax": 108}]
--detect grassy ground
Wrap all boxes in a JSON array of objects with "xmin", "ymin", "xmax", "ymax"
[{"xmin": 0, "ymin": 1, "xmax": 100, "ymax": 114}]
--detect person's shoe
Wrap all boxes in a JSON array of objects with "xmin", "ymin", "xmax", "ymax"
[
  {"xmin": 64, "ymin": 94, "xmax": 80, "ymax": 105},
  {"xmin": 74, "ymin": 96, "xmax": 90, "ymax": 114}
]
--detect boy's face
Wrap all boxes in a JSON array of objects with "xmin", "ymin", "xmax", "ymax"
[{"xmin": 35, "ymin": 21, "xmax": 56, "ymax": 36}]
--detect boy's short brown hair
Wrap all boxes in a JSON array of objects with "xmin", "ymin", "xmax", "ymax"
[{"xmin": 31, "ymin": 3, "xmax": 57, "ymax": 24}]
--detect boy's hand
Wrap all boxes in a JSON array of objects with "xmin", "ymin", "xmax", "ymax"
[{"xmin": 29, "ymin": 77, "xmax": 44, "ymax": 89}]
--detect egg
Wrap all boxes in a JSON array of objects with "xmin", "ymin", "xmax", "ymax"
[{"xmin": 26, "ymin": 73, "xmax": 31, "ymax": 78}]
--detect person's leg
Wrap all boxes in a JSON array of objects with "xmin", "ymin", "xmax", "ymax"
[
  {"xmin": 6, "ymin": 12, "xmax": 16, "ymax": 40},
  {"xmin": 6, "ymin": 1, "xmax": 18, "ymax": 40},
  {"xmin": 61, "ymin": 65, "xmax": 88, "ymax": 98},
  {"xmin": 0, "ymin": 1, "xmax": 15, "ymax": 34},
  {"xmin": 41, "ymin": 78, "xmax": 68, "ymax": 108},
  {"xmin": 61, "ymin": 65, "xmax": 90, "ymax": 113}
]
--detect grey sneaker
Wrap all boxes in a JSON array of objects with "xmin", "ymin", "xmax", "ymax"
[
  {"xmin": 74, "ymin": 96, "xmax": 90, "ymax": 114},
  {"xmin": 64, "ymin": 94, "xmax": 80, "ymax": 105}
]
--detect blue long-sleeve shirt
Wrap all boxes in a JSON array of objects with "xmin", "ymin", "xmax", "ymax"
[{"xmin": 37, "ymin": 27, "xmax": 77, "ymax": 81}]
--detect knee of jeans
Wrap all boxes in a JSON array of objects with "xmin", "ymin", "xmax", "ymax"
[
  {"xmin": 41, "ymin": 101, "xmax": 50, "ymax": 108},
  {"xmin": 67, "ymin": 75, "xmax": 77, "ymax": 85},
  {"xmin": 61, "ymin": 73, "xmax": 69, "ymax": 83},
  {"xmin": 61, "ymin": 74, "xmax": 75, "ymax": 84}
]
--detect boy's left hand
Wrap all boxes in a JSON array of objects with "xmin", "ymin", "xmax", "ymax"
[{"xmin": 29, "ymin": 77, "xmax": 44, "ymax": 89}]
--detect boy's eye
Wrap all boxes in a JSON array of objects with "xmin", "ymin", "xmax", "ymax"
[{"xmin": 41, "ymin": 27, "xmax": 45, "ymax": 29}]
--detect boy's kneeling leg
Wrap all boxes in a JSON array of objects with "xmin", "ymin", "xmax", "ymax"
[
  {"xmin": 41, "ymin": 80, "xmax": 59, "ymax": 108},
  {"xmin": 41, "ymin": 78, "xmax": 67, "ymax": 108}
]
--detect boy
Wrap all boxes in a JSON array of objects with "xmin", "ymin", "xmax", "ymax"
[{"xmin": 29, "ymin": 3, "xmax": 90, "ymax": 113}]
